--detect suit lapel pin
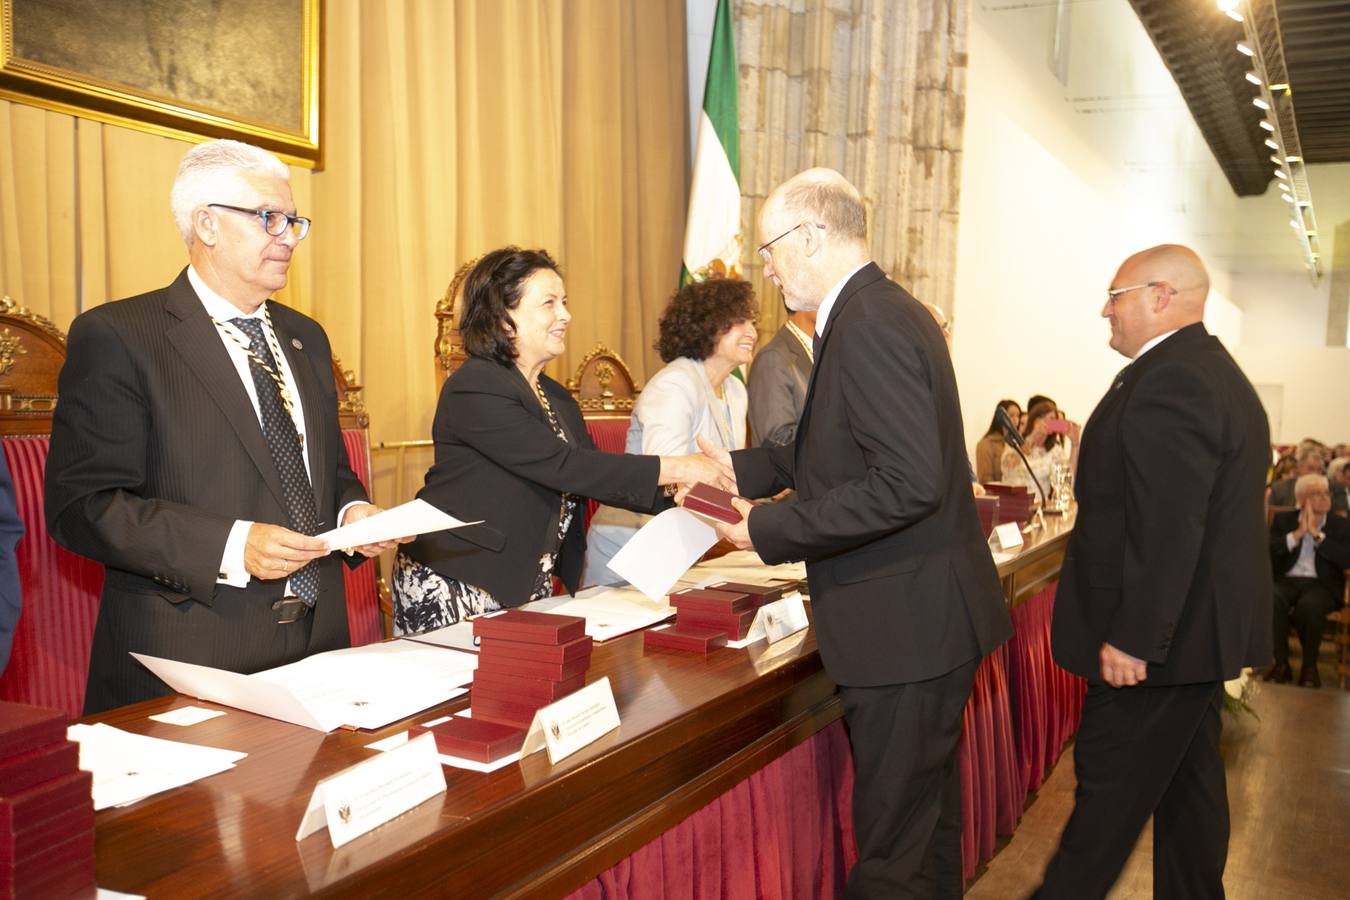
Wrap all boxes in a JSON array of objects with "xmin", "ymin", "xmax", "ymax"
[{"xmin": 291, "ymin": 338, "xmax": 303, "ymax": 350}]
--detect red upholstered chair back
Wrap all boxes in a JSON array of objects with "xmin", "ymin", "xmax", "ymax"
[
  {"xmin": 331, "ymin": 359, "xmax": 383, "ymax": 646},
  {"xmin": 0, "ymin": 437, "xmax": 103, "ymax": 718},
  {"xmin": 582, "ymin": 416, "xmax": 632, "ymax": 527}
]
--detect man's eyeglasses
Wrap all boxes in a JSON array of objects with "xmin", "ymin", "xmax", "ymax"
[
  {"xmin": 757, "ymin": 222, "xmax": 807, "ymax": 264},
  {"xmin": 209, "ymin": 203, "xmax": 311, "ymax": 240},
  {"xmin": 1106, "ymin": 281, "xmax": 1174, "ymax": 303}
]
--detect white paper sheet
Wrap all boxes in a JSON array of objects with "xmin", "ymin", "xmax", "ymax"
[
  {"xmin": 68, "ymin": 722, "xmax": 246, "ymax": 810},
  {"xmin": 605, "ymin": 507, "xmax": 717, "ymax": 601},
  {"xmin": 147, "ymin": 706, "xmax": 227, "ymax": 726},
  {"xmin": 523, "ymin": 585, "xmax": 676, "ymax": 641},
  {"xmin": 316, "ymin": 498, "xmax": 481, "ymax": 552},
  {"xmin": 133, "ymin": 640, "xmax": 478, "ymax": 733},
  {"xmin": 403, "ymin": 620, "xmax": 479, "ymax": 653}
]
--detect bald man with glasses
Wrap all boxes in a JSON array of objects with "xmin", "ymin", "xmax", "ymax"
[
  {"xmin": 46, "ymin": 139, "xmax": 402, "ymax": 714},
  {"xmin": 1033, "ymin": 244, "xmax": 1272, "ymax": 899}
]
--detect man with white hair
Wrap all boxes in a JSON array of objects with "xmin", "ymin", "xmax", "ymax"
[
  {"xmin": 46, "ymin": 139, "xmax": 401, "ymax": 714},
  {"xmin": 1266, "ymin": 473, "xmax": 1350, "ymax": 687},
  {"xmin": 696, "ymin": 168, "xmax": 1011, "ymax": 898}
]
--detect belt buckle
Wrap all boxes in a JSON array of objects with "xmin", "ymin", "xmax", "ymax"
[{"xmin": 272, "ymin": 597, "xmax": 311, "ymax": 625}]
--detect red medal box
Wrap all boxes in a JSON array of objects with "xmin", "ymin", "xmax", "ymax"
[
  {"xmin": 476, "ymin": 653, "xmax": 590, "ymax": 683},
  {"xmin": 409, "ymin": 718, "xmax": 526, "ymax": 764},
  {"xmin": 472, "ymin": 610, "xmax": 586, "ymax": 646},
  {"xmin": 0, "ymin": 742, "xmax": 79, "ymax": 797},
  {"xmin": 0, "ymin": 770, "xmax": 92, "ymax": 833},
  {"xmin": 472, "ymin": 695, "xmax": 544, "ymax": 729},
  {"xmin": 643, "ymin": 624, "xmax": 727, "ymax": 654},
  {"xmin": 0, "ymin": 802, "xmax": 94, "ymax": 859},
  {"xmin": 472, "ymin": 672, "xmax": 585, "ymax": 705},
  {"xmin": 706, "ymin": 581, "xmax": 784, "ymax": 607},
  {"xmin": 669, "ymin": 587, "xmax": 754, "ymax": 614},
  {"xmin": 0, "ymin": 703, "xmax": 66, "ymax": 761},
  {"xmin": 478, "ymin": 634, "xmax": 593, "ymax": 665},
  {"xmin": 0, "ymin": 827, "xmax": 95, "ymax": 898},
  {"xmin": 683, "ymin": 483, "xmax": 742, "ymax": 524},
  {"xmin": 677, "ymin": 607, "xmax": 758, "ymax": 641}
]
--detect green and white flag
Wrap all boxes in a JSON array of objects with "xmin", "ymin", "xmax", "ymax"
[{"xmin": 681, "ymin": 0, "xmax": 741, "ymax": 285}]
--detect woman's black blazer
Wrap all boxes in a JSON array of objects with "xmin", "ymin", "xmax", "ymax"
[{"xmin": 405, "ymin": 356, "xmax": 662, "ymax": 604}]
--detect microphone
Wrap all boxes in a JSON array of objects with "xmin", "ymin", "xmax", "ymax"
[
  {"xmin": 996, "ymin": 408, "xmax": 1047, "ymax": 503},
  {"xmin": 995, "ymin": 406, "xmax": 1025, "ymax": 449}
]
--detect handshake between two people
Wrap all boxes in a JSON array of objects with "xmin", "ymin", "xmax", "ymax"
[
  {"xmin": 669, "ymin": 436, "xmax": 756, "ymax": 552},
  {"xmin": 244, "ymin": 503, "xmax": 414, "ymax": 582}
]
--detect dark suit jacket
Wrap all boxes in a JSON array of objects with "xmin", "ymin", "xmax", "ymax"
[
  {"xmin": 1051, "ymin": 324, "xmax": 1272, "ymax": 685},
  {"xmin": 406, "ymin": 356, "xmax": 662, "ymax": 604},
  {"xmin": 45, "ymin": 269, "xmax": 368, "ymax": 709},
  {"xmin": 0, "ymin": 453, "xmax": 23, "ymax": 675},
  {"xmin": 1270, "ymin": 510, "xmax": 1350, "ymax": 599},
  {"xmin": 731, "ymin": 263, "xmax": 1011, "ymax": 687},
  {"xmin": 747, "ymin": 324, "xmax": 812, "ymax": 448}
]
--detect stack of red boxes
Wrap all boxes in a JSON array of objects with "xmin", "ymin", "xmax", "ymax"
[
  {"xmin": 0, "ymin": 701, "xmax": 95, "ymax": 899},
  {"xmin": 983, "ymin": 483, "xmax": 1034, "ymax": 524},
  {"xmin": 470, "ymin": 610, "xmax": 593, "ymax": 730},
  {"xmin": 645, "ymin": 582, "xmax": 783, "ymax": 653}
]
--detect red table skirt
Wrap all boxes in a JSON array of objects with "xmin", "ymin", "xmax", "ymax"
[
  {"xmin": 563, "ymin": 718, "xmax": 858, "ymax": 900},
  {"xmin": 567, "ymin": 583, "xmax": 1084, "ymax": 894}
]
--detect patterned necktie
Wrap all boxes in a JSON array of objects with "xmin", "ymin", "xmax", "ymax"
[{"xmin": 230, "ymin": 317, "xmax": 320, "ymax": 606}]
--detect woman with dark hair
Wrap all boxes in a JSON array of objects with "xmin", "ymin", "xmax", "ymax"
[
  {"xmin": 584, "ymin": 277, "xmax": 758, "ymax": 585},
  {"xmin": 1000, "ymin": 400, "xmax": 1081, "ymax": 501},
  {"xmin": 392, "ymin": 247, "xmax": 731, "ymax": 634},
  {"xmin": 974, "ymin": 399, "xmax": 1022, "ymax": 483}
]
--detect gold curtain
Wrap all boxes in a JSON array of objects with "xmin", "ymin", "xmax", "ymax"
[
  {"xmin": 736, "ymin": 0, "xmax": 971, "ymax": 336},
  {"xmin": 0, "ymin": 0, "xmax": 689, "ymax": 506}
]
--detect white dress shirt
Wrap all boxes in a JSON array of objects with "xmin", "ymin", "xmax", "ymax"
[{"xmin": 1284, "ymin": 514, "xmax": 1327, "ymax": 578}]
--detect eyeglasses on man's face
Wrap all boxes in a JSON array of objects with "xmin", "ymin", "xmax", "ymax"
[
  {"xmin": 1105, "ymin": 281, "xmax": 1175, "ymax": 304},
  {"xmin": 208, "ymin": 203, "xmax": 311, "ymax": 240},
  {"xmin": 757, "ymin": 221, "xmax": 807, "ymax": 264}
]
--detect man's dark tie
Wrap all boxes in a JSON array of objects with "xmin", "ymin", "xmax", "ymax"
[
  {"xmin": 231, "ymin": 317, "xmax": 320, "ymax": 606},
  {"xmin": 812, "ymin": 331, "xmax": 822, "ymax": 359}
]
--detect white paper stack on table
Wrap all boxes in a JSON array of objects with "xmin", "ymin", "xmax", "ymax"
[
  {"xmin": 67, "ymin": 723, "xmax": 246, "ymax": 810},
  {"xmin": 523, "ymin": 584, "xmax": 676, "ymax": 641},
  {"xmin": 132, "ymin": 640, "xmax": 479, "ymax": 733},
  {"xmin": 679, "ymin": 550, "xmax": 807, "ymax": 589}
]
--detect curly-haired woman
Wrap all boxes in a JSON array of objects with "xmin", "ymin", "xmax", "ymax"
[{"xmin": 584, "ymin": 277, "xmax": 758, "ymax": 585}]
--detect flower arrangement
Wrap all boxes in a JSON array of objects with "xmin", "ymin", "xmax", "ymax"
[{"xmin": 1222, "ymin": 667, "xmax": 1259, "ymax": 720}]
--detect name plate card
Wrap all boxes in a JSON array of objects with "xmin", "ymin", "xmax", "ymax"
[
  {"xmin": 521, "ymin": 677, "xmax": 621, "ymax": 766},
  {"xmin": 295, "ymin": 732, "xmax": 446, "ymax": 849},
  {"xmin": 988, "ymin": 522, "xmax": 1024, "ymax": 553},
  {"xmin": 742, "ymin": 591, "xmax": 809, "ymax": 645}
]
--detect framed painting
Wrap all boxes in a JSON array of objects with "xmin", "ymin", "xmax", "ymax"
[{"xmin": 0, "ymin": 0, "xmax": 321, "ymax": 166}]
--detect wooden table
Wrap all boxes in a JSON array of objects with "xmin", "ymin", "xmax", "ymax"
[{"xmin": 91, "ymin": 519, "xmax": 1074, "ymax": 898}]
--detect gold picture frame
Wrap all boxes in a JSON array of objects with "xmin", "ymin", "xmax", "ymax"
[{"xmin": 0, "ymin": 0, "xmax": 322, "ymax": 167}]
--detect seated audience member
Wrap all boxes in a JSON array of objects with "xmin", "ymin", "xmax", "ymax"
[
  {"xmin": 1026, "ymin": 394, "xmax": 1056, "ymax": 415},
  {"xmin": 974, "ymin": 399, "xmax": 1022, "ymax": 483},
  {"xmin": 1332, "ymin": 442, "xmax": 1350, "ymax": 461},
  {"xmin": 393, "ymin": 248, "xmax": 731, "ymax": 634},
  {"xmin": 747, "ymin": 305, "xmax": 814, "ymax": 447},
  {"xmin": 1270, "ymin": 449, "xmax": 1325, "ymax": 507},
  {"xmin": 585, "ymin": 278, "xmax": 758, "ymax": 584},
  {"xmin": 1266, "ymin": 474, "xmax": 1350, "ymax": 687},
  {"xmin": 1269, "ymin": 453, "xmax": 1297, "ymax": 487},
  {"xmin": 999, "ymin": 401, "xmax": 1080, "ymax": 501},
  {"xmin": 1330, "ymin": 457, "xmax": 1350, "ymax": 517}
]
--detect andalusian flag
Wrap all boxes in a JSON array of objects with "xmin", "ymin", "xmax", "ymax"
[{"xmin": 681, "ymin": 0, "xmax": 741, "ymax": 285}]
